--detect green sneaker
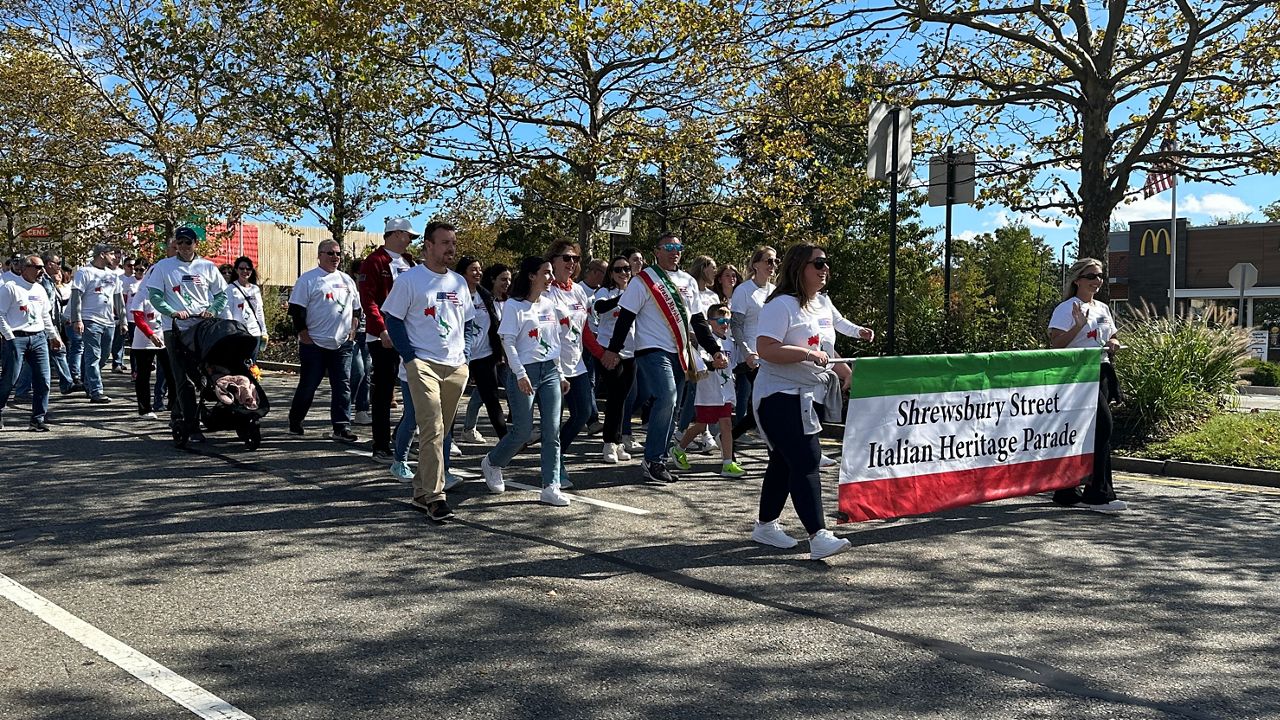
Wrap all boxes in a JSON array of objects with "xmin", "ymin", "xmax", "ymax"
[
  {"xmin": 670, "ymin": 444, "xmax": 691, "ymax": 470},
  {"xmin": 721, "ymin": 460, "xmax": 745, "ymax": 478}
]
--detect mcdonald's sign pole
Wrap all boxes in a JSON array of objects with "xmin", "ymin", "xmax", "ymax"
[{"xmin": 1168, "ymin": 168, "xmax": 1178, "ymax": 316}]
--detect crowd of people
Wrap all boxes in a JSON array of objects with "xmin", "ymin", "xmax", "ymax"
[{"xmin": 0, "ymin": 220, "xmax": 1125, "ymax": 561}]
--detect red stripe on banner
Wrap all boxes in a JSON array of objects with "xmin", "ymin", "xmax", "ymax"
[{"xmin": 838, "ymin": 454, "xmax": 1092, "ymax": 523}]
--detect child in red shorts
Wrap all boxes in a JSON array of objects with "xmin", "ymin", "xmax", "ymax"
[{"xmin": 671, "ymin": 303, "xmax": 744, "ymax": 477}]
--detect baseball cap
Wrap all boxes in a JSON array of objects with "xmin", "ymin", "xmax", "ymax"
[
  {"xmin": 175, "ymin": 227, "xmax": 199, "ymax": 243},
  {"xmin": 384, "ymin": 217, "xmax": 420, "ymax": 237}
]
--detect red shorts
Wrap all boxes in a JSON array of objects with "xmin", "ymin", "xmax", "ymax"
[{"xmin": 694, "ymin": 403, "xmax": 733, "ymax": 424}]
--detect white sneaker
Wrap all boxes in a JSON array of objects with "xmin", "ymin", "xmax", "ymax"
[
  {"xmin": 809, "ymin": 529, "xmax": 852, "ymax": 560},
  {"xmin": 140, "ymin": 412, "xmax": 158, "ymax": 420},
  {"xmin": 622, "ymin": 435, "xmax": 642, "ymax": 452},
  {"xmin": 820, "ymin": 453, "xmax": 838, "ymax": 468},
  {"xmin": 539, "ymin": 485, "xmax": 571, "ymax": 506},
  {"xmin": 751, "ymin": 519, "xmax": 799, "ymax": 549},
  {"xmin": 480, "ymin": 454, "xmax": 504, "ymax": 494},
  {"xmin": 603, "ymin": 442, "xmax": 619, "ymax": 463},
  {"xmin": 444, "ymin": 472, "xmax": 463, "ymax": 490},
  {"xmin": 460, "ymin": 427, "xmax": 486, "ymax": 443},
  {"xmin": 1084, "ymin": 499, "xmax": 1129, "ymax": 514},
  {"xmin": 353, "ymin": 410, "xmax": 373, "ymax": 425},
  {"xmin": 696, "ymin": 430, "xmax": 715, "ymax": 454},
  {"xmin": 615, "ymin": 442, "xmax": 631, "ymax": 461},
  {"xmin": 450, "ymin": 442, "xmax": 463, "ymax": 457}
]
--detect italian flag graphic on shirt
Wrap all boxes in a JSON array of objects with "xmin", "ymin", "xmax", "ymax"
[
  {"xmin": 424, "ymin": 306, "xmax": 450, "ymax": 339},
  {"xmin": 838, "ymin": 348, "xmax": 1100, "ymax": 523},
  {"xmin": 530, "ymin": 328, "xmax": 552, "ymax": 357}
]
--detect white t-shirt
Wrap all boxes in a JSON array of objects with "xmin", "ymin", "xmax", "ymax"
[
  {"xmin": 380, "ymin": 265, "xmax": 473, "ymax": 366},
  {"xmin": 547, "ymin": 281, "xmax": 591, "ymax": 377},
  {"xmin": 1049, "ymin": 298, "xmax": 1115, "ymax": 362},
  {"xmin": 469, "ymin": 289, "xmax": 493, "ymax": 361},
  {"xmin": 144, "ymin": 256, "xmax": 228, "ymax": 331},
  {"xmin": 593, "ymin": 287, "xmax": 635, "ymax": 359},
  {"xmin": 288, "ymin": 267, "xmax": 361, "ymax": 350},
  {"xmin": 694, "ymin": 334, "xmax": 736, "ymax": 408},
  {"xmin": 698, "ymin": 288, "xmax": 720, "ymax": 317},
  {"xmin": 72, "ymin": 264, "xmax": 121, "ymax": 325},
  {"xmin": 617, "ymin": 266, "xmax": 698, "ymax": 354},
  {"xmin": 497, "ymin": 295, "xmax": 562, "ymax": 376},
  {"xmin": 227, "ymin": 282, "xmax": 267, "ymax": 337},
  {"xmin": 578, "ymin": 281, "xmax": 601, "ymax": 333},
  {"xmin": 121, "ymin": 275, "xmax": 141, "ymax": 312},
  {"xmin": 128, "ymin": 282, "xmax": 165, "ymax": 350},
  {"xmin": 754, "ymin": 294, "xmax": 832, "ymax": 398},
  {"xmin": 0, "ymin": 277, "xmax": 54, "ymax": 339},
  {"xmin": 731, "ymin": 278, "xmax": 775, "ymax": 355},
  {"xmin": 365, "ymin": 249, "xmax": 413, "ymax": 343}
]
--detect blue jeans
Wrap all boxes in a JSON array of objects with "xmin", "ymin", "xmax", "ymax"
[
  {"xmin": 80, "ymin": 321, "xmax": 116, "ymax": 398},
  {"xmin": 0, "ymin": 333, "xmax": 51, "ymax": 422},
  {"xmin": 487, "ymin": 360, "xmax": 562, "ymax": 487},
  {"xmin": 288, "ymin": 340, "xmax": 354, "ymax": 430},
  {"xmin": 16, "ymin": 340, "xmax": 75, "ymax": 396},
  {"xmin": 393, "ymin": 379, "xmax": 453, "ymax": 467},
  {"xmin": 559, "ymin": 372, "xmax": 594, "ymax": 465},
  {"xmin": 635, "ymin": 350, "xmax": 686, "ymax": 463},
  {"xmin": 734, "ymin": 365, "xmax": 754, "ymax": 425},
  {"xmin": 678, "ymin": 376, "xmax": 697, "ymax": 431},
  {"xmin": 63, "ymin": 320, "xmax": 82, "ymax": 383},
  {"xmin": 350, "ymin": 336, "xmax": 371, "ymax": 413},
  {"xmin": 110, "ymin": 321, "xmax": 126, "ymax": 367}
]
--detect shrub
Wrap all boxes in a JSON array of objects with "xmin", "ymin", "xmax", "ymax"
[
  {"xmin": 1250, "ymin": 361, "xmax": 1280, "ymax": 387},
  {"xmin": 1112, "ymin": 303, "xmax": 1252, "ymax": 445}
]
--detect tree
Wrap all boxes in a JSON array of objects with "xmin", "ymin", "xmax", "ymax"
[
  {"xmin": 227, "ymin": 0, "xmax": 432, "ymax": 247},
  {"xmin": 1262, "ymin": 200, "xmax": 1280, "ymax": 223},
  {"xmin": 845, "ymin": 0, "xmax": 1280, "ymax": 264},
  {"xmin": 950, "ymin": 225, "xmax": 1057, "ymax": 352}
]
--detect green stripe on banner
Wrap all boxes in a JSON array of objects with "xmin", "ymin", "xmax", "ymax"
[{"xmin": 849, "ymin": 348, "xmax": 1101, "ymax": 399}]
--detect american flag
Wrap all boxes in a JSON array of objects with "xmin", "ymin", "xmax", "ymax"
[{"xmin": 1142, "ymin": 136, "xmax": 1177, "ymax": 198}]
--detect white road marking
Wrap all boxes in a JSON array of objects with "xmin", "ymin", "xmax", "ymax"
[
  {"xmin": 0, "ymin": 573, "xmax": 255, "ymax": 720},
  {"xmin": 504, "ymin": 481, "xmax": 652, "ymax": 515}
]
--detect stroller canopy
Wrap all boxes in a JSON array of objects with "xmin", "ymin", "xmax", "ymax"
[{"xmin": 183, "ymin": 318, "xmax": 258, "ymax": 370}]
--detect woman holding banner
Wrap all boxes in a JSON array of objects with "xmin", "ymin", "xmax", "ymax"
[
  {"xmin": 1048, "ymin": 258, "xmax": 1128, "ymax": 513},
  {"xmin": 750, "ymin": 243, "xmax": 874, "ymax": 560}
]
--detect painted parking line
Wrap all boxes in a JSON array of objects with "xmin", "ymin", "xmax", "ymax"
[
  {"xmin": 1118, "ymin": 473, "xmax": 1280, "ymax": 495},
  {"xmin": 0, "ymin": 573, "xmax": 255, "ymax": 720},
  {"xmin": 504, "ymin": 481, "xmax": 652, "ymax": 515}
]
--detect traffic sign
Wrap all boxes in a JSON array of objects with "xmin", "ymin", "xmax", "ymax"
[{"xmin": 1229, "ymin": 262, "xmax": 1258, "ymax": 290}]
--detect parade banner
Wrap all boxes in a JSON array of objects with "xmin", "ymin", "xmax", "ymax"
[{"xmin": 838, "ymin": 349, "xmax": 1101, "ymax": 523}]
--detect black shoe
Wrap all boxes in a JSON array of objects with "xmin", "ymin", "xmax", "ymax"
[
  {"xmin": 288, "ymin": 424, "xmax": 305, "ymax": 435},
  {"xmin": 1052, "ymin": 487, "xmax": 1084, "ymax": 507},
  {"xmin": 89, "ymin": 395, "xmax": 112, "ymax": 404},
  {"xmin": 189, "ymin": 431, "xmax": 207, "ymax": 443},
  {"xmin": 426, "ymin": 500, "xmax": 454, "ymax": 520},
  {"xmin": 331, "ymin": 427, "xmax": 358, "ymax": 443},
  {"xmin": 642, "ymin": 460, "xmax": 678, "ymax": 483},
  {"xmin": 371, "ymin": 447, "xmax": 394, "ymax": 462},
  {"xmin": 28, "ymin": 420, "xmax": 49, "ymax": 432}
]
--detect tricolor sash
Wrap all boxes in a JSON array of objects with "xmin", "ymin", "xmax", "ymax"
[{"xmin": 637, "ymin": 266, "xmax": 703, "ymax": 379}]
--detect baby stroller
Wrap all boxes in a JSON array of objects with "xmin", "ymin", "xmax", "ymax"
[{"xmin": 173, "ymin": 318, "xmax": 269, "ymax": 449}]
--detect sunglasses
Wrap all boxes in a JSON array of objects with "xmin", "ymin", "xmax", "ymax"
[
  {"xmin": 237, "ymin": 266, "xmax": 252, "ymax": 272},
  {"xmin": 611, "ymin": 266, "xmax": 630, "ymax": 274},
  {"xmin": 714, "ymin": 317, "xmax": 731, "ymax": 325},
  {"xmin": 809, "ymin": 258, "xmax": 832, "ymax": 270},
  {"xmin": 1078, "ymin": 272, "xmax": 1104, "ymax": 281},
  {"xmin": 320, "ymin": 250, "xmax": 341, "ymax": 256},
  {"xmin": 763, "ymin": 258, "xmax": 779, "ymax": 266},
  {"xmin": 174, "ymin": 239, "xmax": 195, "ymax": 245},
  {"xmin": 660, "ymin": 243, "xmax": 684, "ymax": 252},
  {"xmin": 556, "ymin": 254, "xmax": 580, "ymax": 263}
]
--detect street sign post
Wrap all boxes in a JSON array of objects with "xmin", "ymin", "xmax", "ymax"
[
  {"xmin": 867, "ymin": 103, "xmax": 913, "ymax": 354},
  {"xmin": 928, "ymin": 150, "xmax": 976, "ymax": 322},
  {"xmin": 1229, "ymin": 262, "xmax": 1259, "ymax": 327}
]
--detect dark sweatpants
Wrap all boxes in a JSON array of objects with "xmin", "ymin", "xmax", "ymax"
[
  {"xmin": 757, "ymin": 392, "xmax": 824, "ymax": 535},
  {"xmin": 1054, "ymin": 363, "xmax": 1118, "ymax": 504}
]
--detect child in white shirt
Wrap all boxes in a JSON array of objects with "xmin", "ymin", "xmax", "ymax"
[{"xmin": 670, "ymin": 303, "xmax": 744, "ymax": 478}]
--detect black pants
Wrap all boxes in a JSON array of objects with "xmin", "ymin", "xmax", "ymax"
[
  {"xmin": 1054, "ymin": 364, "xmax": 1117, "ymax": 504},
  {"xmin": 163, "ymin": 330, "xmax": 199, "ymax": 432},
  {"xmin": 369, "ymin": 341, "xmax": 400, "ymax": 453},
  {"xmin": 470, "ymin": 353, "xmax": 508, "ymax": 438},
  {"xmin": 131, "ymin": 348, "xmax": 170, "ymax": 414},
  {"xmin": 600, "ymin": 357, "xmax": 636, "ymax": 444},
  {"xmin": 756, "ymin": 392, "xmax": 824, "ymax": 535},
  {"xmin": 732, "ymin": 364, "xmax": 758, "ymax": 438}
]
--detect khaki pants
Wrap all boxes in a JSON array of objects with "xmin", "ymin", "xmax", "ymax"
[{"xmin": 404, "ymin": 358, "xmax": 469, "ymax": 503}]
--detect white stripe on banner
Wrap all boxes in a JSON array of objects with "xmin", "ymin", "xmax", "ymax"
[
  {"xmin": 840, "ymin": 381, "xmax": 1097, "ymax": 484},
  {"xmin": 0, "ymin": 572, "xmax": 256, "ymax": 720}
]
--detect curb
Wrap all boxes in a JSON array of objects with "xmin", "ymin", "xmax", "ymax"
[
  {"xmin": 1114, "ymin": 456, "xmax": 1280, "ymax": 489},
  {"xmin": 256, "ymin": 360, "xmax": 300, "ymax": 373},
  {"xmin": 1239, "ymin": 386, "xmax": 1280, "ymax": 396}
]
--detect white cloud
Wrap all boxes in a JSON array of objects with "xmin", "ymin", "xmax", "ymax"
[
  {"xmin": 989, "ymin": 208, "xmax": 1068, "ymax": 231},
  {"xmin": 1111, "ymin": 191, "xmax": 1252, "ymax": 225}
]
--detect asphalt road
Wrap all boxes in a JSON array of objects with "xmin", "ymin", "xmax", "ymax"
[{"xmin": 2, "ymin": 372, "xmax": 1278, "ymax": 720}]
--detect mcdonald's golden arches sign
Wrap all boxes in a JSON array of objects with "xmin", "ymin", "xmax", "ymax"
[{"xmin": 1140, "ymin": 228, "xmax": 1170, "ymax": 256}]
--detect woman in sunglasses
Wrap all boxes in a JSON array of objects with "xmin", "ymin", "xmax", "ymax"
[
  {"xmin": 1047, "ymin": 258, "xmax": 1127, "ymax": 513},
  {"xmin": 544, "ymin": 240, "xmax": 594, "ymax": 488},
  {"xmin": 227, "ymin": 256, "xmax": 267, "ymax": 360},
  {"xmin": 731, "ymin": 246, "xmax": 778, "ymax": 439},
  {"xmin": 750, "ymin": 244, "xmax": 873, "ymax": 561},
  {"xmin": 592, "ymin": 254, "xmax": 637, "ymax": 463}
]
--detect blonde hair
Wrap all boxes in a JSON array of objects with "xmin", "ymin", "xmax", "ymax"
[{"xmin": 1062, "ymin": 257, "xmax": 1104, "ymax": 300}]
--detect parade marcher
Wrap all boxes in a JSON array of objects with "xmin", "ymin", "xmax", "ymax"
[
  {"xmin": 715, "ymin": 263, "xmax": 741, "ymax": 303},
  {"xmin": 128, "ymin": 259, "xmax": 171, "ymax": 420},
  {"xmin": 731, "ymin": 246, "xmax": 777, "ymax": 434},
  {"xmin": 579, "ymin": 257, "xmax": 608, "ymax": 431},
  {"xmin": 460, "ymin": 263, "xmax": 510, "ymax": 442},
  {"xmin": 146, "ymin": 227, "xmax": 228, "ymax": 443},
  {"xmin": 480, "ymin": 256, "xmax": 570, "ymax": 506},
  {"xmin": 287, "ymin": 240, "xmax": 361, "ymax": 442},
  {"xmin": 0, "ymin": 256, "xmax": 61, "ymax": 431},
  {"xmin": 679, "ymin": 255, "xmax": 720, "ymax": 448},
  {"xmin": 601, "ymin": 234, "xmax": 727, "ymax": 483},
  {"xmin": 669, "ymin": 302, "xmax": 744, "ymax": 477},
  {"xmin": 44, "ymin": 260, "xmax": 78, "ymax": 395},
  {"xmin": 69, "ymin": 243, "xmax": 125, "ymax": 403},
  {"xmin": 593, "ymin": 255, "xmax": 636, "ymax": 463},
  {"xmin": 108, "ymin": 254, "xmax": 129, "ymax": 373},
  {"xmin": 358, "ymin": 217, "xmax": 417, "ymax": 462},
  {"xmin": 120, "ymin": 257, "xmax": 142, "ymax": 373},
  {"xmin": 580, "ymin": 258, "xmax": 607, "ymax": 293},
  {"xmin": 347, "ymin": 258, "xmax": 372, "ymax": 426},
  {"xmin": 1048, "ymin": 258, "xmax": 1128, "ymax": 513},
  {"xmin": 545, "ymin": 240, "xmax": 593, "ymax": 488},
  {"xmin": 750, "ymin": 243, "xmax": 872, "ymax": 560},
  {"xmin": 381, "ymin": 221, "xmax": 475, "ymax": 519},
  {"xmin": 227, "ymin": 256, "xmax": 268, "ymax": 361}
]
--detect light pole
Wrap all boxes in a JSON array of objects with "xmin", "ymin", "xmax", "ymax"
[
  {"xmin": 1059, "ymin": 241, "xmax": 1075, "ymax": 290},
  {"xmin": 296, "ymin": 237, "xmax": 313, "ymax": 282}
]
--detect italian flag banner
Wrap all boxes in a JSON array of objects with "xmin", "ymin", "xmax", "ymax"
[{"xmin": 838, "ymin": 348, "xmax": 1101, "ymax": 523}]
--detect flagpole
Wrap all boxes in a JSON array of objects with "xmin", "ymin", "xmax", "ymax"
[{"xmin": 1169, "ymin": 168, "xmax": 1178, "ymax": 318}]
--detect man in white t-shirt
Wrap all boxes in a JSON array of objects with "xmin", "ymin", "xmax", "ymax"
[
  {"xmin": 600, "ymin": 233, "xmax": 728, "ymax": 483},
  {"xmin": 68, "ymin": 243, "xmax": 125, "ymax": 403},
  {"xmin": 381, "ymin": 221, "xmax": 476, "ymax": 520},
  {"xmin": 0, "ymin": 256, "xmax": 62, "ymax": 431},
  {"xmin": 357, "ymin": 217, "xmax": 417, "ymax": 461},
  {"xmin": 145, "ymin": 227, "xmax": 228, "ymax": 441},
  {"xmin": 287, "ymin": 239, "xmax": 362, "ymax": 443}
]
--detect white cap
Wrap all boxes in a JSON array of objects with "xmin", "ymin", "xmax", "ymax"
[{"xmin": 384, "ymin": 217, "xmax": 420, "ymax": 237}]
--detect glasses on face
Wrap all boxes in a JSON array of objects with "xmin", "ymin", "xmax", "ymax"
[
  {"xmin": 611, "ymin": 266, "xmax": 630, "ymax": 274},
  {"xmin": 714, "ymin": 317, "xmax": 731, "ymax": 325},
  {"xmin": 320, "ymin": 250, "xmax": 341, "ymax": 257},
  {"xmin": 1078, "ymin": 272, "xmax": 1104, "ymax": 281},
  {"xmin": 556, "ymin": 254, "xmax": 580, "ymax": 263},
  {"xmin": 174, "ymin": 239, "xmax": 194, "ymax": 245},
  {"xmin": 237, "ymin": 266, "xmax": 252, "ymax": 272},
  {"xmin": 27, "ymin": 264, "xmax": 45, "ymax": 272},
  {"xmin": 660, "ymin": 243, "xmax": 684, "ymax": 253},
  {"xmin": 809, "ymin": 258, "xmax": 832, "ymax": 270},
  {"xmin": 763, "ymin": 258, "xmax": 779, "ymax": 266}
]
